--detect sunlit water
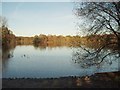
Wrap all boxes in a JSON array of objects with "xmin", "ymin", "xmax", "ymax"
[{"xmin": 2, "ymin": 45, "xmax": 119, "ymax": 78}]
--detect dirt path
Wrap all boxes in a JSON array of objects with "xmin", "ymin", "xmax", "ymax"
[{"xmin": 2, "ymin": 71, "xmax": 120, "ymax": 88}]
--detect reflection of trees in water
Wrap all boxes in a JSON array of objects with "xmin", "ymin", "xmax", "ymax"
[
  {"xmin": 33, "ymin": 44, "xmax": 68, "ymax": 51},
  {"xmin": 33, "ymin": 44, "xmax": 47, "ymax": 50},
  {"xmin": 73, "ymin": 1, "xmax": 120, "ymax": 71},
  {"xmin": 72, "ymin": 46, "xmax": 119, "ymax": 69},
  {"xmin": 2, "ymin": 45, "xmax": 16, "ymax": 60},
  {"xmin": 2, "ymin": 45, "xmax": 16, "ymax": 71}
]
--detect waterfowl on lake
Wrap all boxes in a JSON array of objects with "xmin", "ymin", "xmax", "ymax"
[{"xmin": 8, "ymin": 54, "xmax": 13, "ymax": 58}]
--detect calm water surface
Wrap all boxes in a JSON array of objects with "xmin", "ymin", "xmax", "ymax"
[{"xmin": 2, "ymin": 45, "xmax": 119, "ymax": 78}]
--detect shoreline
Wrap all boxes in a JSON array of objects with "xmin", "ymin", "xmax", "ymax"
[{"xmin": 2, "ymin": 71, "xmax": 120, "ymax": 88}]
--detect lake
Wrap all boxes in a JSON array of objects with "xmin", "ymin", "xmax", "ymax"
[{"xmin": 2, "ymin": 45, "xmax": 119, "ymax": 78}]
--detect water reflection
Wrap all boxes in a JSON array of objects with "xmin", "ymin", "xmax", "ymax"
[
  {"xmin": 2, "ymin": 45, "xmax": 16, "ymax": 72},
  {"xmin": 2, "ymin": 45, "xmax": 119, "ymax": 78},
  {"xmin": 33, "ymin": 44, "xmax": 47, "ymax": 50},
  {"xmin": 72, "ymin": 46, "xmax": 119, "ymax": 70},
  {"xmin": 33, "ymin": 44, "xmax": 70, "ymax": 51}
]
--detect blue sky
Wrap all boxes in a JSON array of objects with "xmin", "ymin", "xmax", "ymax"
[
  {"xmin": 2, "ymin": 0, "xmax": 118, "ymax": 2},
  {"xmin": 0, "ymin": 3, "xmax": 2, "ymax": 15},
  {"xmin": 2, "ymin": 2, "xmax": 78, "ymax": 36},
  {"xmin": 2, "ymin": 0, "xmax": 73, "ymax": 2}
]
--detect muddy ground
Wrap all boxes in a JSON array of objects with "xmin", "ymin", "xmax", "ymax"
[{"xmin": 2, "ymin": 71, "xmax": 120, "ymax": 88}]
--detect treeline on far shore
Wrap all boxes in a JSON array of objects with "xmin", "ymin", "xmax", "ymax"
[
  {"xmin": 16, "ymin": 35, "xmax": 81, "ymax": 47},
  {"xmin": 1, "ymin": 26, "xmax": 119, "ymax": 50}
]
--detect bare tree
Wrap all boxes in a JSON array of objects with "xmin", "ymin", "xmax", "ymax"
[
  {"xmin": 72, "ymin": 1, "xmax": 120, "ymax": 68},
  {"xmin": 75, "ymin": 1, "xmax": 120, "ymax": 40},
  {"xmin": 0, "ymin": 16, "xmax": 8, "ymax": 28}
]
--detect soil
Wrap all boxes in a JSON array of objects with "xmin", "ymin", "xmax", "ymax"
[{"xmin": 2, "ymin": 71, "xmax": 120, "ymax": 88}]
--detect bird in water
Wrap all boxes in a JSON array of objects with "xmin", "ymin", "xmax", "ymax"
[
  {"xmin": 8, "ymin": 54, "xmax": 13, "ymax": 58},
  {"xmin": 24, "ymin": 54, "xmax": 26, "ymax": 57}
]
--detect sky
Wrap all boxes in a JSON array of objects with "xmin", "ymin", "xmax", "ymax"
[
  {"xmin": 2, "ymin": 0, "xmax": 119, "ymax": 2},
  {"xmin": 2, "ymin": 2, "xmax": 79, "ymax": 36}
]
